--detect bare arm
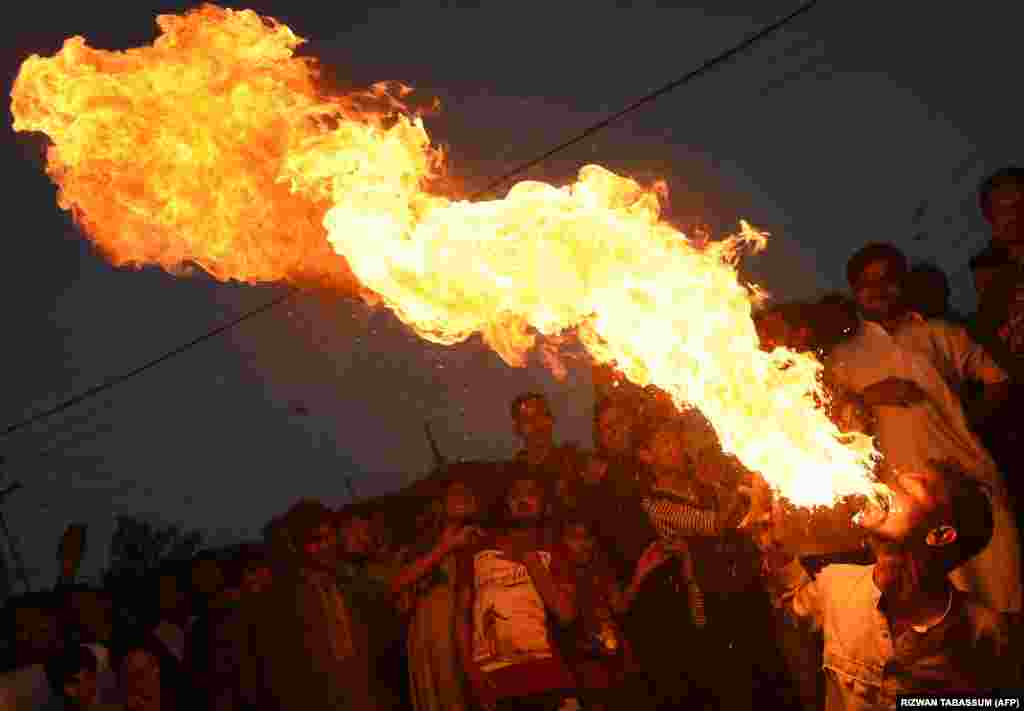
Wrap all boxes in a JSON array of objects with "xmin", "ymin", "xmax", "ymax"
[{"xmin": 390, "ymin": 541, "xmax": 449, "ymax": 597}]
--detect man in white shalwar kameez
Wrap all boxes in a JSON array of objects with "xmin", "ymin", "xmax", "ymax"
[{"xmin": 829, "ymin": 243, "xmax": 1021, "ymax": 614}]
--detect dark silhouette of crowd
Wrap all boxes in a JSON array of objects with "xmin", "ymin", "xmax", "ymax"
[{"xmin": 3, "ymin": 168, "xmax": 1024, "ymax": 710}]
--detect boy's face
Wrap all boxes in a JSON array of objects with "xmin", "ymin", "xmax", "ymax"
[
  {"xmin": 645, "ymin": 428, "xmax": 686, "ymax": 472},
  {"xmin": 444, "ymin": 482, "xmax": 478, "ymax": 519},
  {"xmin": 596, "ymin": 405, "xmax": 631, "ymax": 455},
  {"xmin": 506, "ymin": 479, "xmax": 544, "ymax": 521},
  {"xmin": 13, "ymin": 606, "xmax": 58, "ymax": 659},
  {"xmin": 989, "ymin": 182, "xmax": 1024, "ymax": 246},
  {"xmin": 64, "ymin": 667, "xmax": 98, "ymax": 709},
  {"xmin": 71, "ymin": 591, "xmax": 113, "ymax": 641},
  {"xmin": 853, "ymin": 258, "xmax": 903, "ymax": 322},
  {"xmin": 242, "ymin": 563, "xmax": 272, "ymax": 595},
  {"xmin": 340, "ymin": 517, "xmax": 373, "ymax": 556},
  {"xmin": 191, "ymin": 559, "xmax": 225, "ymax": 597},
  {"xmin": 562, "ymin": 522, "xmax": 596, "ymax": 565}
]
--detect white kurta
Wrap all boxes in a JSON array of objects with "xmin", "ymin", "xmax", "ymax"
[{"xmin": 829, "ymin": 317, "xmax": 1022, "ymax": 613}]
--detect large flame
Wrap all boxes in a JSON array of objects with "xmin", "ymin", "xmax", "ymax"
[{"xmin": 12, "ymin": 5, "xmax": 880, "ymax": 507}]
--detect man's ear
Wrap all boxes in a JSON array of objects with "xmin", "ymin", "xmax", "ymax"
[{"xmin": 925, "ymin": 525, "xmax": 957, "ymax": 548}]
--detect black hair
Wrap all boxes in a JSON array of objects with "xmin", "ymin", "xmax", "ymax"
[
  {"xmin": 510, "ymin": 392, "xmax": 550, "ymax": 421},
  {"xmin": 937, "ymin": 471, "xmax": 995, "ymax": 571},
  {"xmin": 978, "ymin": 166, "xmax": 1024, "ymax": 222},
  {"xmin": 846, "ymin": 243, "xmax": 908, "ymax": 287},
  {"xmin": 903, "ymin": 262, "xmax": 950, "ymax": 319},
  {"xmin": 44, "ymin": 644, "xmax": 97, "ymax": 698}
]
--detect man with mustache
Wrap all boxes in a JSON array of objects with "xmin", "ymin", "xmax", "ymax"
[
  {"xmin": 829, "ymin": 242, "xmax": 1019, "ymax": 614},
  {"xmin": 756, "ymin": 463, "xmax": 1019, "ymax": 708}
]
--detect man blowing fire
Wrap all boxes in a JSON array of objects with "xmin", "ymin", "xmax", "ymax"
[{"xmin": 756, "ymin": 463, "xmax": 1020, "ymax": 708}]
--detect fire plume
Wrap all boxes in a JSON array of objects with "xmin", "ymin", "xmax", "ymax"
[{"xmin": 12, "ymin": 5, "xmax": 880, "ymax": 507}]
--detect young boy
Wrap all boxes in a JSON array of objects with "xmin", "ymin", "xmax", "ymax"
[
  {"xmin": 456, "ymin": 475, "xmax": 578, "ymax": 711},
  {"xmin": 556, "ymin": 512, "xmax": 670, "ymax": 711}
]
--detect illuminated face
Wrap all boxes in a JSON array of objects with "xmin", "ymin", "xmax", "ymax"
[
  {"xmin": 242, "ymin": 564, "xmax": 272, "ymax": 595},
  {"xmin": 120, "ymin": 649, "xmax": 161, "ymax": 711},
  {"xmin": 13, "ymin": 607, "xmax": 58, "ymax": 659},
  {"xmin": 646, "ymin": 427, "xmax": 686, "ymax": 473},
  {"xmin": 304, "ymin": 522, "xmax": 340, "ymax": 568},
  {"xmin": 853, "ymin": 259, "xmax": 903, "ymax": 322},
  {"xmin": 989, "ymin": 183, "xmax": 1024, "ymax": 245},
  {"xmin": 64, "ymin": 667, "xmax": 98, "ymax": 709},
  {"xmin": 444, "ymin": 482, "xmax": 478, "ymax": 520},
  {"xmin": 562, "ymin": 522, "xmax": 596, "ymax": 566},
  {"xmin": 506, "ymin": 479, "xmax": 544, "ymax": 521},
  {"xmin": 71, "ymin": 591, "xmax": 114, "ymax": 642},
  {"xmin": 857, "ymin": 471, "xmax": 945, "ymax": 593},
  {"xmin": 513, "ymin": 398, "xmax": 554, "ymax": 443},
  {"xmin": 340, "ymin": 517, "xmax": 373, "ymax": 556},
  {"xmin": 596, "ymin": 405, "xmax": 632, "ymax": 456},
  {"xmin": 191, "ymin": 559, "xmax": 225, "ymax": 598}
]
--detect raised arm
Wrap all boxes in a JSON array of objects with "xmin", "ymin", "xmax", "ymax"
[{"xmin": 389, "ymin": 524, "xmax": 480, "ymax": 597}]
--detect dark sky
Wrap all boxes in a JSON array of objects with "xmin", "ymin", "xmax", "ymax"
[{"xmin": 2, "ymin": 1, "xmax": 1022, "ymax": 586}]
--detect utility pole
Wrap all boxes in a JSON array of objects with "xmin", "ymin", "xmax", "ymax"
[
  {"xmin": 0, "ymin": 481, "xmax": 33, "ymax": 595},
  {"xmin": 424, "ymin": 421, "xmax": 446, "ymax": 475}
]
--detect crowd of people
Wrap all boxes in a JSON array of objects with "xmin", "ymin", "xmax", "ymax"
[{"xmin": 3, "ymin": 167, "xmax": 1024, "ymax": 710}]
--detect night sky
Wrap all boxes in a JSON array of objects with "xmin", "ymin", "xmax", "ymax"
[{"xmin": 2, "ymin": 1, "xmax": 1022, "ymax": 587}]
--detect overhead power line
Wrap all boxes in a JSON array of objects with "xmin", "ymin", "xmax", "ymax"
[
  {"xmin": 470, "ymin": 0, "xmax": 818, "ymax": 200},
  {"xmin": 3, "ymin": 0, "xmax": 819, "ymax": 444}
]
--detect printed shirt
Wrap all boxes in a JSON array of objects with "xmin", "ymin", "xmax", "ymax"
[
  {"xmin": 765, "ymin": 561, "xmax": 1019, "ymax": 710},
  {"xmin": 469, "ymin": 545, "xmax": 557, "ymax": 672}
]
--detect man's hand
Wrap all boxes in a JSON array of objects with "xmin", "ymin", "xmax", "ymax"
[
  {"xmin": 439, "ymin": 524, "xmax": 483, "ymax": 554},
  {"xmin": 861, "ymin": 377, "xmax": 927, "ymax": 408}
]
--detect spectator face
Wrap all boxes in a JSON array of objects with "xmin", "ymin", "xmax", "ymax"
[
  {"xmin": 852, "ymin": 258, "xmax": 903, "ymax": 322},
  {"xmin": 191, "ymin": 559, "xmax": 225, "ymax": 600},
  {"xmin": 157, "ymin": 575, "xmax": 186, "ymax": 618},
  {"xmin": 340, "ymin": 517, "xmax": 373, "ymax": 557},
  {"xmin": 973, "ymin": 265, "xmax": 999, "ymax": 302},
  {"xmin": 506, "ymin": 479, "xmax": 544, "ymax": 522},
  {"xmin": 70, "ymin": 591, "xmax": 113, "ymax": 643},
  {"xmin": 304, "ymin": 522, "xmax": 340, "ymax": 568},
  {"xmin": 241, "ymin": 563, "xmax": 272, "ymax": 595},
  {"xmin": 63, "ymin": 666, "xmax": 99, "ymax": 709},
  {"xmin": 989, "ymin": 182, "xmax": 1024, "ymax": 246},
  {"xmin": 513, "ymin": 397, "xmax": 554, "ymax": 445},
  {"xmin": 120, "ymin": 649, "xmax": 162, "ymax": 711},
  {"xmin": 644, "ymin": 427, "xmax": 686, "ymax": 473},
  {"xmin": 444, "ymin": 482, "xmax": 478, "ymax": 520},
  {"xmin": 596, "ymin": 405, "xmax": 632, "ymax": 456},
  {"xmin": 562, "ymin": 522, "xmax": 596, "ymax": 566},
  {"xmin": 13, "ymin": 606, "xmax": 59, "ymax": 663}
]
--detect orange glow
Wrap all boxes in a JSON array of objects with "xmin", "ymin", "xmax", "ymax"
[{"xmin": 12, "ymin": 5, "xmax": 881, "ymax": 507}]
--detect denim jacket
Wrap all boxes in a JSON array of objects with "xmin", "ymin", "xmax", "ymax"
[{"xmin": 766, "ymin": 561, "xmax": 1018, "ymax": 710}]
